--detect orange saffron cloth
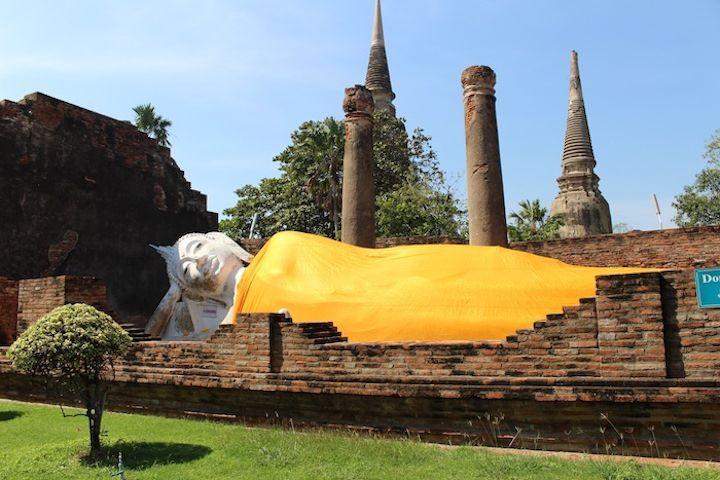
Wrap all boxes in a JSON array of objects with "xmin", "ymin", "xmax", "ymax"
[{"xmin": 231, "ymin": 231, "xmax": 653, "ymax": 342}]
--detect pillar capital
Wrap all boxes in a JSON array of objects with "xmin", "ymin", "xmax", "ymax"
[
  {"xmin": 461, "ymin": 66, "xmax": 496, "ymax": 97},
  {"xmin": 343, "ymin": 85, "xmax": 375, "ymax": 117}
]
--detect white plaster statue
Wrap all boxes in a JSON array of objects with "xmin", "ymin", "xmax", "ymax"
[{"xmin": 145, "ymin": 232, "xmax": 254, "ymax": 340}]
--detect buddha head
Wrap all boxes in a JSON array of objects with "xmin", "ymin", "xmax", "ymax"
[{"xmin": 152, "ymin": 232, "xmax": 253, "ymax": 302}]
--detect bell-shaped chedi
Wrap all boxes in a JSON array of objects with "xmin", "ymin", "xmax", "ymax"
[
  {"xmin": 365, "ymin": 0, "xmax": 396, "ymax": 116},
  {"xmin": 550, "ymin": 51, "xmax": 612, "ymax": 238}
]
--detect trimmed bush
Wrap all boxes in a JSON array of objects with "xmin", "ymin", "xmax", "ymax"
[{"xmin": 8, "ymin": 303, "xmax": 131, "ymax": 455}]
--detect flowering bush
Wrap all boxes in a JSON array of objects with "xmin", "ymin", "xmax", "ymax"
[{"xmin": 8, "ymin": 303, "xmax": 132, "ymax": 454}]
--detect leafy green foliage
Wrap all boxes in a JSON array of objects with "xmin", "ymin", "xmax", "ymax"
[
  {"xmin": 277, "ymin": 118, "xmax": 345, "ymax": 238},
  {"xmin": 376, "ymin": 176, "xmax": 465, "ymax": 238},
  {"xmin": 221, "ymin": 111, "xmax": 465, "ymax": 240},
  {"xmin": 673, "ymin": 130, "xmax": 720, "ymax": 227},
  {"xmin": 508, "ymin": 199, "xmax": 564, "ymax": 242},
  {"xmin": 221, "ymin": 177, "xmax": 331, "ymax": 240},
  {"xmin": 8, "ymin": 304, "xmax": 131, "ymax": 378},
  {"xmin": 133, "ymin": 103, "xmax": 173, "ymax": 147},
  {"xmin": 8, "ymin": 304, "xmax": 131, "ymax": 454}
]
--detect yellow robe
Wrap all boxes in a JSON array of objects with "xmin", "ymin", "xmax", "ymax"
[{"xmin": 233, "ymin": 231, "xmax": 652, "ymax": 342}]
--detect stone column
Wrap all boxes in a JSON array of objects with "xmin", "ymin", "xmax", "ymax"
[
  {"xmin": 461, "ymin": 66, "xmax": 508, "ymax": 247},
  {"xmin": 341, "ymin": 85, "xmax": 376, "ymax": 248}
]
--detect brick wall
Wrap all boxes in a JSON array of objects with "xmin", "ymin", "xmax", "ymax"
[
  {"xmin": 376, "ymin": 226, "xmax": 720, "ymax": 271},
  {"xmin": 16, "ymin": 276, "xmax": 109, "ymax": 335},
  {"xmin": 64, "ymin": 276, "xmax": 110, "ymax": 312},
  {"xmin": 3, "ymin": 367, "xmax": 720, "ymax": 459},
  {"xmin": 17, "ymin": 277, "xmax": 66, "ymax": 335},
  {"xmin": 660, "ymin": 270, "xmax": 720, "ymax": 378},
  {"xmin": 513, "ymin": 226, "xmax": 720, "ymax": 269},
  {"xmin": 595, "ymin": 274, "xmax": 667, "ymax": 377},
  {"xmin": 0, "ymin": 278, "xmax": 18, "ymax": 346}
]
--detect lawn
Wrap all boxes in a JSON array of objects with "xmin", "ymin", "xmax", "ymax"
[{"xmin": 1, "ymin": 400, "xmax": 719, "ymax": 480}]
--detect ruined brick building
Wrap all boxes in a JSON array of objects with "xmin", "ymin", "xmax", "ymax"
[{"xmin": 0, "ymin": 93, "xmax": 217, "ymax": 322}]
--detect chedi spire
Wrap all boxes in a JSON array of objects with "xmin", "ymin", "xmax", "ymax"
[
  {"xmin": 365, "ymin": 0, "xmax": 396, "ymax": 116},
  {"xmin": 550, "ymin": 51, "xmax": 612, "ymax": 238}
]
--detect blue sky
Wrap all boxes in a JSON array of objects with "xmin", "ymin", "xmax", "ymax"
[{"xmin": 1, "ymin": 0, "xmax": 719, "ymax": 230}]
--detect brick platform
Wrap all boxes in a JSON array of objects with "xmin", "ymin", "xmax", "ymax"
[{"xmin": 4, "ymin": 269, "xmax": 720, "ymax": 460}]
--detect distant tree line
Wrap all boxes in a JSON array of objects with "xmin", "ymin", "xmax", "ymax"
[
  {"xmin": 135, "ymin": 104, "xmax": 720, "ymax": 239},
  {"xmin": 673, "ymin": 129, "xmax": 720, "ymax": 227}
]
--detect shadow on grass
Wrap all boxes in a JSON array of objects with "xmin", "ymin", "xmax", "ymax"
[
  {"xmin": 0, "ymin": 411, "xmax": 24, "ymax": 422},
  {"xmin": 82, "ymin": 441, "xmax": 212, "ymax": 470}
]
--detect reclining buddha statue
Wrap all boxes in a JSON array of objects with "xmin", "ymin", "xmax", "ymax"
[
  {"xmin": 145, "ymin": 232, "xmax": 254, "ymax": 340},
  {"xmin": 148, "ymin": 231, "xmax": 649, "ymax": 342}
]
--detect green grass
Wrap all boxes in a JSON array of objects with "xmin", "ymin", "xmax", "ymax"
[{"xmin": 1, "ymin": 400, "xmax": 719, "ymax": 480}]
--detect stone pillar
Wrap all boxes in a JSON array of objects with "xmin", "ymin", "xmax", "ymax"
[
  {"xmin": 341, "ymin": 85, "xmax": 376, "ymax": 248},
  {"xmin": 461, "ymin": 66, "xmax": 508, "ymax": 247}
]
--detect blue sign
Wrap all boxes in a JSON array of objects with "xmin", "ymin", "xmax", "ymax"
[{"xmin": 695, "ymin": 268, "xmax": 720, "ymax": 309}]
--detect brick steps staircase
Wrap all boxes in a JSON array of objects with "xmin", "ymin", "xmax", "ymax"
[
  {"xmin": 504, "ymin": 297, "xmax": 597, "ymax": 346},
  {"xmin": 297, "ymin": 322, "xmax": 347, "ymax": 344},
  {"xmin": 118, "ymin": 323, "xmax": 161, "ymax": 342}
]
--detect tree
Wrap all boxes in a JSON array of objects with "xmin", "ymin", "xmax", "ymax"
[
  {"xmin": 673, "ymin": 130, "xmax": 720, "ymax": 227},
  {"xmin": 133, "ymin": 103, "xmax": 173, "ymax": 147},
  {"xmin": 376, "ymin": 179, "xmax": 464, "ymax": 237},
  {"xmin": 507, "ymin": 199, "xmax": 564, "ymax": 242},
  {"xmin": 221, "ymin": 177, "xmax": 329, "ymax": 239},
  {"xmin": 7, "ymin": 304, "xmax": 132, "ymax": 456},
  {"xmin": 279, "ymin": 118, "xmax": 345, "ymax": 238},
  {"xmin": 221, "ymin": 112, "xmax": 465, "ymax": 240}
]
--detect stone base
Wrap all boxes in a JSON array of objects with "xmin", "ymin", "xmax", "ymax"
[{"xmin": 551, "ymin": 189, "xmax": 612, "ymax": 238}]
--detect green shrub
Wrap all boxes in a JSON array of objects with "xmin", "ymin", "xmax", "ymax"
[{"xmin": 7, "ymin": 303, "xmax": 132, "ymax": 455}]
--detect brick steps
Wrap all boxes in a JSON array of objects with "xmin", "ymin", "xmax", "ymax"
[
  {"xmin": 119, "ymin": 323, "xmax": 161, "ymax": 343},
  {"xmin": 297, "ymin": 322, "xmax": 346, "ymax": 344}
]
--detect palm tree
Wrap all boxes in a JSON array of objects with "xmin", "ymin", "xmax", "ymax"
[
  {"xmin": 508, "ymin": 199, "xmax": 564, "ymax": 242},
  {"xmin": 132, "ymin": 103, "xmax": 173, "ymax": 147},
  {"xmin": 298, "ymin": 119, "xmax": 345, "ymax": 238},
  {"xmin": 152, "ymin": 116, "xmax": 172, "ymax": 147}
]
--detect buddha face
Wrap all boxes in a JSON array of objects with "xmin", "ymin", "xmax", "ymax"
[{"xmin": 175, "ymin": 235, "xmax": 244, "ymax": 296}]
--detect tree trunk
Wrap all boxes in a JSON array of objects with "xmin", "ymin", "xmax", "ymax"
[
  {"xmin": 333, "ymin": 209, "xmax": 340, "ymax": 240},
  {"xmin": 86, "ymin": 380, "xmax": 107, "ymax": 456}
]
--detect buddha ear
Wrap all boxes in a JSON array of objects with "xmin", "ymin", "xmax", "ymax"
[
  {"xmin": 206, "ymin": 232, "xmax": 254, "ymax": 265},
  {"xmin": 235, "ymin": 248, "xmax": 254, "ymax": 265},
  {"xmin": 150, "ymin": 244, "xmax": 183, "ymax": 285},
  {"xmin": 151, "ymin": 244, "xmax": 178, "ymax": 266}
]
